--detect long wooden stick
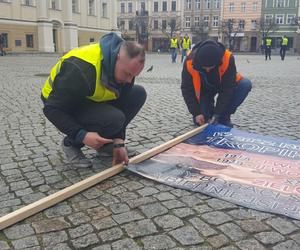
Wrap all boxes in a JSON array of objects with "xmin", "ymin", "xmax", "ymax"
[{"xmin": 0, "ymin": 124, "xmax": 207, "ymax": 230}]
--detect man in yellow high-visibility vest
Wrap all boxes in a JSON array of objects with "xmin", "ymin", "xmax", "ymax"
[
  {"xmin": 181, "ymin": 34, "xmax": 191, "ymax": 63},
  {"xmin": 170, "ymin": 34, "xmax": 179, "ymax": 63},
  {"xmin": 264, "ymin": 37, "xmax": 272, "ymax": 60},
  {"xmin": 280, "ymin": 35, "xmax": 288, "ymax": 61}
]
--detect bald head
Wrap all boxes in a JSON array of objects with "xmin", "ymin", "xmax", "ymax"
[{"xmin": 115, "ymin": 41, "xmax": 145, "ymax": 84}]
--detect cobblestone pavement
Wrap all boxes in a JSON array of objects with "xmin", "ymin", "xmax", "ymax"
[{"xmin": 0, "ymin": 52, "xmax": 300, "ymax": 250}]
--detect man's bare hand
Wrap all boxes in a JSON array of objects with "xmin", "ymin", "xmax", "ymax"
[
  {"xmin": 195, "ymin": 114, "xmax": 205, "ymax": 126},
  {"xmin": 83, "ymin": 132, "xmax": 113, "ymax": 149},
  {"xmin": 112, "ymin": 147, "xmax": 129, "ymax": 166}
]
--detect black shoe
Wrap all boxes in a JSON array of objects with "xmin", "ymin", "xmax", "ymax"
[
  {"xmin": 97, "ymin": 143, "xmax": 138, "ymax": 158},
  {"xmin": 219, "ymin": 116, "xmax": 233, "ymax": 128}
]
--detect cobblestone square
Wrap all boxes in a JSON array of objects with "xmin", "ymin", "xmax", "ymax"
[{"xmin": 0, "ymin": 53, "xmax": 300, "ymax": 249}]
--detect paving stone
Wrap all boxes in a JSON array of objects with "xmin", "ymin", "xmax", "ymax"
[
  {"xmin": 172, "ymin": 207, "xmax": 195, "ymax": 218},
  {"xmin": 112, "ymin": 210, "xmax": 144, "ymax": 224},
  {"xmin": 207, "ymin": 234, "xmax": 229, "ymax": 248},
  {"xmin": 92, "ymin": 245, "xmax": 111, "ymax": 250},
  {"xmin": 137, "ymin": 187, "xmax": 160, "ymax": 196},
  {"xmin": 45, "ymin": 243, "xmax": 72, "ymax": 250},
  {"xmin": 153, "ymin": 191, "xmax": 176, "ymax": 201},
  {"xmin": 153, "ymin": 214, "xmax": 184, "ymax": 229},
  {"xmin": 290, "ymin": 233, "xmax": 300, "ymax": 244},
  {"xmin": 169, "ymin": 226, "xmax": 204, "ymax": 246},
  {"xmin": 87, "ymin": 206, "xmax": 112, "ymax": 219},
  {"xmin": 141, "ymin": 235, "xmax": 176, "ymax": 249},
  {"xmin": 162, "ymin": 199, "xmax": 186, "ymax": 209},
  {"xmin": 272, "ymin": 240, "xmax": 299, "ymax": 250},
  {"xmin": 11, "ymin": 236, "xmax": 39, "ymax": 249},
  {"xmin": 207, "ymin": 198, "xmax": 238, "ymax": 210},
  {"xmin": 193, "ymin": 204, "xmax": 213, "ymax": 214},
  {"xmin": 32, "ymin": 217, "xmax": 71, "ymax": 233},
  {"xmin": 122, "ymin": 219, "xmax": 158, "ymax": 238},
  {"xmin": 254, "ymin": 231, "xmax": 286, "ymax": 244},
  {"xmin": 189, "ymin": 217, "xmax": 217, "ymax": 237},
  {"xmin": 218, "ymin": 223, "xmax": 247, "ymax": 241},
  {"xmin": 180, "ymin": 195, "xmax": 203, "ymax": 207},
  {"xmin": 201, "ymin": 211, "xmax": 232, "ymax": 225},
  {"xmin": 0, "ymin": 241, "xmax": 10, "ymax": 250},
  {"xmin": 70, "ymin": 233, "xmax": 99, "ymax": 249},
  {"xmin": 126, "ymin": 196, "xmax": 157, "ymax": 208},
  {"xmin": 121, "ymin": 180, "xmax": 144, "ymax": 191},
  {"xmin": 236, "ymin": 219, "xmax": 270, "ymax": 233},
  {"xmin": 42, "ymin": 230, "xmax": 68, "ymax": 247},
  {"xmin": 235, "ymin": 239, "xmax": 266, "ymax": 250},
  {"xmin": 68, "ymin": 224, "xmax": 94, "ymax": 239},
  {"xmin": 139, "ymin": 202, "xmax": 168, "ymax": 218},
  {"xmin": 67, "ymin": 212, "xmax": 91, "ymax": 226},
  {"xmin": 110, "ymin": 203, "xmax": 130, "ymax": 214},
  {"xmin": 111, "ymin": 238, "xmax": 141, "ymax": 250},
  {"xmin": 92, "ymin": 217, "xmax": 118, "ymax": 230},
  {"xmin": 266, "ymin": 218, "xmax": 298, "ymax": 235},
  {"xmin": 44, "ymin": 204, "xmax": 73, "ymax": 218},
  {"xmin": 3, "ymin": 224, "xmax": 35, "ymax": 240},
  {"xmin": 99, "ymin": 227, "xmax": 123, "ymax": 242}
]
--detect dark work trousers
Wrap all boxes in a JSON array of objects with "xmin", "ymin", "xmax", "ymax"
[
  {"xmin": 170, "ymin": 48, "xmax": 177, "ymax": 63},
  {"xmin": 265, "ymin": 46, "xmax": 271, "ymax": 60},
  {"xmin": 280, "ymin": 45, "xmax": 287, "ymax": 61},
  {"xmin": 66, "ymin": 85, "xmax": 147, "ymax": 148},
  {"xmin": 194, "ymin": 77, "xmax": 252, "ymax": 123}
]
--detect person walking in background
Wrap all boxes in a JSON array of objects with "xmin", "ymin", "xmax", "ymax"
[
  {"xmin": 41, "ymin": 33, "xmax": 146, "ymax": 168},
  {"xmin": 181, "ymin": 39, "xmax": 252, "ymax": 128},
  {"xmin": 170, "ymin": 34, "xmax": 179, "ymax": 63},
  {"xmin": 264, "ymin": 37, "xmax": 272, "ymax": 61},
  {"xmin": 181, "ymin": 34, "xmax": 191, "ymax": 63},
  {"xmin": 280, "ymin": 35, "xmax": 288, "ymax": 61},
  {"xmin": 0, "ymin": 33, "xmax": 6, "ymax": 56}
]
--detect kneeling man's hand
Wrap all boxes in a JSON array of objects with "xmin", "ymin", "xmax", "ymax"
[{"xmin": 83, "ymin": 132, "xmax": 113, "ymax": 149}]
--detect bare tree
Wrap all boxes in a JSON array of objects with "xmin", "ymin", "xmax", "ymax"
[
  {"xmin": 191, "ymin": 21, "xmax": 210, "ymax": 43},
  {"xmin": 219, "ymin": 19, "xmax": 245, "ymax": 51},
  {"xmin": 258, "ymin": 17, "xmax": 279, "ymax": 42},
  {"xmin": 161, "ymin": 17, "xmax": 182, "ymax": 39}
]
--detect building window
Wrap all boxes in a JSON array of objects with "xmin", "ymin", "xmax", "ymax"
[
  {"xmin": 88, "ymin": 0, "xmax": 95, "ymax": 15},
  {"xmin": 253, "ymin": 2, "xmax": 257, "ymax": 11},
  {"xmin": 154, "ymin": 2, "xmax": 158, "ymax": 12},
  {"xmin": 239, "ymin": 20, "xmax": 245, "ymax": 29},
  {"xmin": 275, "ymin": 0, "xmax": 285, "ymax": 7},
  {"xmin": 50, "ymin": 0, "xmax": 60, "ymax": 10},
  {"xmin": 102, "ymin": 3, "xmax": 107, "ymax": 17},
  {"xmin": 287, "ymin": 14, "xmax": 296, "ymax": 24},
  {"xmin": 194, "ymin": 16, "xmax": 200, "ymax": 26},
  {"xmin": 141, "ymin": 1, "xmax": 145, "ymax": 12},
  {"xmin": 162, "ymin": 20, "xmax": 167, "ymax": 29},
  {"xmin": 171, "ymin": 1, "xmax": 176, "ymax": 11},
  {"xmin": 128, "ymin": 2, "xmax": 132, "ymax": 13},
  {"xmin": 129, "ymin": 20, "xmax": 134, "ymax": 30},
  {"xmin": 120, "ymin": 2, "xmax": 125, "ymax": 13},
  {"xmin": 185, "ymin": 17, "xmax": 191, "ymax": 28},
  {"xmin": 185, "ymin": 0, "xmax": 191, "ymax": 10},
  {"xmin": 26, "ymin": 34, "xmax": 33, "ymax": 48},
  {"xmin": 265, "ymin": 14, "xmax": 273, "ymax": 24},
  {"xmin": 275, "ymin": 14, "xmax": 284, "ymax": 24},
  {"xmin": 195, "ymin": 0, "xmax": 200, "ymax": 10},
  {"xmin": 153, "ymin": 20, "xmax": 158, "ymax": 29},
  {"xmin": 204, "ymin": 0, "xmax": 211, "ymax": 9},
  {"xmin": 204, "ymin": 16, "xmax": 209, "ymax": 26},
  {"xmin": 162, "ymin": 1, "xmax": 167, "ymax": 11},
  {"xmin": 213, "ymin": 16, "xmax": 219, "ymax": 27},
  {"xmin": 15, "ymin": 40, "xmax": 22, "ymax": 47},
  {"xmin": 215, "ymin": 0, "xmax": 220, "ymax": 9},
  {"xmin": 229, "ymin": 3, "xmax": 234, "ymax": 12},
  {"xmin": 1, "ymin": 33, "xmax": 8, "ymax": 47},
  {"xmin": 251, "ymin": 19, "xmax": 257, "ymax": 29},
  {"xmin": 23, "ymin": 0, "xmax": 34, "ymax": 6},
  {"xmin": 241, "ymin": 2, "xmax": 246, "ymax": 12},
  {"xmin": 72, "ymin": 0, "xmax": 80, "ymax": 13}
]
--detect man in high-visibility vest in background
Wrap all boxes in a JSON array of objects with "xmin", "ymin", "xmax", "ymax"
[
  {"xmin": 181, "ymin": 34, "xmax": 191, "ymax": 63},
  {"xmin": 264, "ymin": 37, "xmax": 272, "ymax": 61},
  {"xmin": 41, "ymin": 33, "xmax": 146, "ymax": 168},
  {"xmin": 181, "ymin": 39, "xmax": 252, "ymax": 128},
  {"xmin": 170, "ymin": 34, "xmax": 179, "ymax": 63},
  {"xmin": 280, "ymin": 35, "xmax": 288, "ymax": 61}
]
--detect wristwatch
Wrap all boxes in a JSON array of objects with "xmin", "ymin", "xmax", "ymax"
[{"xmin": 113, "ymin": 143, "xmax": 125, "ymax": 148}]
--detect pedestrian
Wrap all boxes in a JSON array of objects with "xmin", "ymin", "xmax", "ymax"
[
  {"xmin": 41, "ymin": 32, "xmax": 146, "ymax": 168},
  {"xmin": 280, "ymin": 35, "xmax": 288, "ymax": 61},
  {"xmin": 181, "ymin": 34, "xmax": 191, "ymax": 63},
  {"xmin": 170, "ymin": 34, "xmax": 179, "ymax": 63},
  {"xmin": 264, "ymin": 37, "xmax": 272, "ymax": 60},
  {"xmin": 0, "ymin": 33, "xmax": 6, "ymax": 56},
  {"xmin": 181, "ymin": 39, "xmax": 252, "ymax": 128}
]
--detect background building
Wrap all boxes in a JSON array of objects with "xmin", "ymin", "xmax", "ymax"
[{"xmin": 0, "ymin": 0, "xmax": 117, "ymax": 53}]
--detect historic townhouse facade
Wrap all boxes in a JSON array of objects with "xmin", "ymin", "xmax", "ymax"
[
  {"xmin": 222, "ymin": 0, "xmax": 262, "ymax": 52},
  {"xmin": 262, "ymin": 0, "xmax": 299, "ymax": 53},
  {"xmin": 0, "ymin": 0, "xmax": 117, "ymax": 53}
]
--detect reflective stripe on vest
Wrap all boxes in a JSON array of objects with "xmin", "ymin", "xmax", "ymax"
[
  {"xmin": 170, "ymin": 39, "xmax": 178, "ymax": 48},
  {"xmin": 182, "ymin": 38, "xmax": 190, "ymax": 50},
  {"xmin": 41, "ymin": 43, "xmax": 117, "ymax": 102},
  {"xmin": 186, "ymin": 49, "xmax": 243, "ymax": 103},
  {"xmin": 282, "ymin": 37, "xmax": 288, "ymax": 46}
]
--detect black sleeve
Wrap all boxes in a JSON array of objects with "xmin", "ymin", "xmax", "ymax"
[
  {"xmin": 214, "ymin": 55, "xmax": 237, "ymax": 115},
  {"xmin": 181, "ymin": 61, "xmax": 201, "ymax": 117},
  {"xmin": 43, "ymin": 58, "xmax": 96, "ymax": 139}
]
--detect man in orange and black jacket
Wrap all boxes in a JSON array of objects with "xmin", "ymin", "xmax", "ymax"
[{"xmin": 181, "ymin": 39, "xmax": 252, "ymax": 127}]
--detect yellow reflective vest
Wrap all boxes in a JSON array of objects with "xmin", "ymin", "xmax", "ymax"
[
  {"xmin": 265, "ymin": 38, "xmax": 272, "ymax": 46},
  {"xmin": 41, "ymin": 43, "xmax": 117, "ymax": 102},
  {"xmin": 182, "ymin": 37, "xmax": 191, "ymax": 50},
  {"xmin": 282, "ymin": 37, "xmax": 288, "ymax": 46},
  {"xmin": 170, "ymin": 38, "xmax": 178, "ymax": 48}
]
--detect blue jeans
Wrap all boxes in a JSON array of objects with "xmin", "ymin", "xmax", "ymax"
[
  {"xmin": 196, "ymin": 77, "xmax": 252, "ymax": 122},
  {"xmin": 170, "ymin": 48, "xmax": 177, "ymax": 63},
  {"xmin": 181, "ymin": 49, "xmax": 187, "ymax": 63}
]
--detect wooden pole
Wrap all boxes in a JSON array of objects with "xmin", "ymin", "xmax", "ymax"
[{"xmin": 0, "ymin": 124, "xmax": 207, "ymax": 230}]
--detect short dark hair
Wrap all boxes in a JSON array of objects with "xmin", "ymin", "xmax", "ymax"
[{"xmin": 122, "ymin": 41, "xmax": 145, "ymax": 62}]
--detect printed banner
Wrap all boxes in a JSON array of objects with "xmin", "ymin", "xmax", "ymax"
[{"xmin": 127, "ymin": 124, "xmax": 300, "ymax": 220}]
